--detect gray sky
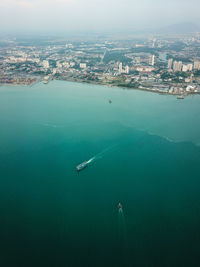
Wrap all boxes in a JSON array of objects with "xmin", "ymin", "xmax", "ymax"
[{"xmin": 0, "ymin": 0, "xmax": 200, "ymax": 33}]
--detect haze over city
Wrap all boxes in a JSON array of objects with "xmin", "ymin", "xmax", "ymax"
[
  {"xmin": 1, "ymin": 1, "xmax": 200, "ymax": 267},
  {"xmin": 0, "ymin": 0, "xmax": 200, "ymax": 33}
]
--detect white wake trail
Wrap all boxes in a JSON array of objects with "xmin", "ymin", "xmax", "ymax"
[
  {"xmin": 86, "ymin": 157, "xmax": 95, "ymax": 164},
  {"xmin": 85, "ymin": 144, "xmax": 118, "ymax": 166}
]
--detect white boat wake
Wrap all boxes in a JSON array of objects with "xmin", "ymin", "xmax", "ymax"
[
  {"xmin": 86, "ymin": 157, "xmax": 95, "ymax": 164},
  {"xmin": 85, "ymin": 144, "xmax": 117, "ymax": 166}
]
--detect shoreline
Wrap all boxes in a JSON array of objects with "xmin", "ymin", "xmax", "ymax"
[
  {"xmin": 1, "ymin": 77, "xmax": 200, "ymax": 97},
  {"xmin": 54, "ymin": 77, "xmax": 200, "ymax": 97}
]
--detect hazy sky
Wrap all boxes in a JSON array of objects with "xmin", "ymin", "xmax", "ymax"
[{"xmin": 0, "ymin": 0, "xmax": 200, "ymax": 33}]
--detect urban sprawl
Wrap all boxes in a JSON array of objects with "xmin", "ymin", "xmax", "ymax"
[{"xmin": 1, "ymin": 34, "xmax": 200, "ymax": 98}]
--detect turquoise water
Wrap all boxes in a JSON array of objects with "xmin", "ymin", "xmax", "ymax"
[{"xmin": 0, "ymin": 81, "xmax": 200, "ymax": 266}]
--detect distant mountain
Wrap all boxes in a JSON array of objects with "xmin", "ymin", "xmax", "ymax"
[{"xmin": 156, "ymin": 22, "xmax": 200, "ymax": 34}]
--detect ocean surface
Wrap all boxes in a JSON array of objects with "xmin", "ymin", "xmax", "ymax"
[{"xmin": 0, "ymin": 81, "xmax": 200, "ymax": 267}]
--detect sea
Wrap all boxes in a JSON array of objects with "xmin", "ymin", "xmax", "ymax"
[{"xmin": 0, "ymin": 80, "xmax": 200, "ymax": 267}]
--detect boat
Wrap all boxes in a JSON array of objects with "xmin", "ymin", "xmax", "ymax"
[
  {"xmin": 109, "ymin": 99, "xmax": 112, "ymax": 103},
  {"xmin": 177, "ymin": 95, "xmax": 184, "ymax": 99},
  {"xmin": 118, "ymin": 202, "xmax": 123, "ymax": 211},
  {"xmin": 43, "ymin": 76, "xmax": 49, "ymax": 84},
  {"xmin": 76, "ymin": 161, "xmax": 88, "ymax": 172}
]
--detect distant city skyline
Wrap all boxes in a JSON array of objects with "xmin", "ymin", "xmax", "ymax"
[{"xmin": 0, "ymin": 0, "xmax": 200, "ymax": 33}]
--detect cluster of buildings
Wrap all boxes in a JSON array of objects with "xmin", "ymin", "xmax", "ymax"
[
  {"xmin": 0, "ymin": 34, "xmax": 200, "ymax": 96},
  {"xmin": 168, "ymin": 58, "xmax": 200, "ymax": 72},
  {"xmin": 118, "ymin": 63, "xmax": 129, "ymax": 74}
]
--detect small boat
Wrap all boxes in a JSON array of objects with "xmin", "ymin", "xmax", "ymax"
[
  {"xmin": 109, "ymin": 99, "xmax": 112, "ymax": 104},
  {"xmin": 177, "ymin": 95, "xmax": 184, "ymax": 99},
  {"xmin": 76, "ymin": 161, "xmax": 88, "ymax": 172},
  {"xmin": 118, "ymin": 202, "xmax": 123, "ymax": 211}
]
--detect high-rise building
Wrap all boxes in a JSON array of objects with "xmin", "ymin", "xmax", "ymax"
[
  {"xmin": 119, "ymin": 62, "xmax": 123, "ymax": 73},
  {"xmin": 149, "ymin": 55, "xmax": 155, "ymax": 66},
  {"xmin": 178, "ymin": 61, "xmax": 183, "ymax": 71},
  {"xmin": 173, "ymin": 61, "xmax": 182, "ymax": 72},
  {"xmin": 182, "ymin": 64, "xmax": 193, "ymax": 72},
  {"xmin": 182, "ymin": 65, "xmax": 188, "ymax": 72},
  {"xmin": 168, "ymin": 59, "xmax": 173, "ymax": 69},
  {"xmin": 187, "ymin": 64, "xmax": 193, "ymax": 72},
  {"xmin": 173, "ymin": 61, "xmax": 178, "ymax": 71},
  {"xmin": 194, "ymin": 61, "xmax": 200, "ymax": 70},
  {"xmin": 125, "ymin": 65, "xmax": 129, "ymax": 74}
]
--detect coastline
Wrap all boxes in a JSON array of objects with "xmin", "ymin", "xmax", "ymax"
[
  {"xmin": 54, "ymin": 77, "xmax": 200, "ymax": 97},
  {"xmin": 1, "ymin": 77, "xmax": 200, "ymax": 97}
]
